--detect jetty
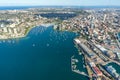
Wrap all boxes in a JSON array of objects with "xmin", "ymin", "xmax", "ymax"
[{"xmin": 71, "ymin": 55, "xmax": 90, "ymax": 78}]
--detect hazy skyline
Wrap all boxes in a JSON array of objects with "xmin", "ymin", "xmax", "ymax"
[{"xmin": 0, "ymin": 0, "xmax": 120, "ymax": 6}]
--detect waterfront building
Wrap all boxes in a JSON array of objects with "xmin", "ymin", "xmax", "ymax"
[
  {"xmin": 96, "ymin": 45, "xmax": 115, "ymax": 59},
  {"xmin": 74, "ymin": 39, "xmax": 81, "ymax": 44},
  {"xmin": 3, "ymin": 27, "xmax": 8, "ymax": 32},
  {"xmin": 78, "ymin": 43, "xmax": 96, "ymax": 59},
  {"xmin": 107, "ymin": 51, "xmax": 116, "ymax": 59},
  {"xmin": 106, "ymin": 65, "xmax": 120, "ymax": 78},
  {"xmin": 118, "ymin": 76, "xmax": 120, "ymax": 80},
  {"xmin": 9, "ymin": 23, "xmax": 16, "ymax": 28},
  {"xmin": 74, "ymin": 39, "xmax": 97, "ymax": 59},
  {"xmin": 89, "ymin": 62, "xmax": 103, "ymax": 77},
  {"xmin": 115, "ymin": 51, "xmax": 120, "ymax": 60},
  {"xmin": 92, "ymin": 67, "xmax": 103, "ymax": 77},
  {"xmin": 8, "ymin": 28, "xmax": 12, "ymax": 34},
  {"xmin": 89, "ymin": 62, "xmax": 96, "ymax": 67},
  {"xmin": 0, "ymin": 24, "xmax": 5, "ymax": 27},
  {"xmin": 13, "ymin": 28, "xmax": 17, "ymax": 34}
]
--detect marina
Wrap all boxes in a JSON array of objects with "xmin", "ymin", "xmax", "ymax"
[
  {"xmin": 71, "ymin": 55, "xmax": 89, "ymax": 78},
  {"xmin": 73, "ymin": 38, "xmax": 120, "ymax": 80}
]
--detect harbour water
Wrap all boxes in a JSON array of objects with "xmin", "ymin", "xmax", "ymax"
[
  {"xmin": 0, "ymin": 6, "xmax": 120, "ymax": 10},
  {"xmin": 0, "ymin": 26, "xmax": 88, "ymax": 80},
  {"xmin": 107, "ymin": 62, "xmax": 120, "ymax": 74}
]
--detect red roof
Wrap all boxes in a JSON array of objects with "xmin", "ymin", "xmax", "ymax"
[{"xmin": 92, "ymin": 67, "xmax": 102, "ymax": 76}]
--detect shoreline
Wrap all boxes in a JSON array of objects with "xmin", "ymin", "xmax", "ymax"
[
  {"xmin": 0, "ymin": 26, "xmax": 35, "ymax": 40},
  {"xmin": 0, "ymin": 23, "xmax": 55, "ymax": 40}
]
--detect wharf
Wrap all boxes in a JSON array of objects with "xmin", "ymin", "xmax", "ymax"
[
  {"xmin": 71, "ymin": 55, "xmax": 90, "ymax": 78},
  {"xmin": 84, "ymin": 55, "xmax": 93, "ymax": 79}
]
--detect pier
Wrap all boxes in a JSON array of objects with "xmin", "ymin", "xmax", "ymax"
[
  {"xmin": 72, "ymin": 69, "xmax": 90, "ymax": 77},
  {"xmin": 71, "ymin": 55, "xmax": 90, "ymax": 78}
]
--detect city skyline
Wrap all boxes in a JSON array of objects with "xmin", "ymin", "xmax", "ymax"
[{"xmin": 0, "ymin": 0, "xmax": 120, "ymax": 6}]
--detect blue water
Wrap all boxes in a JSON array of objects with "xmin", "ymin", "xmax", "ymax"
[
  {"xmin": 118, "ymin": 32, "xmax": 120, "ymax": 37},
  {"xmin": 107, "ymin": 62, "xmax": 120, "ymax": 74},
  {"xmin": 0, "ymin": 26, "xmax": 88, "ymax": 80},
  {"xmin": 0, "ymin": 6, "xmax": 120, "ymax": 10},
  {"xmin": 0, "ymin": 6, "xmax": 31, "ymax": 10},
  {"xmin": 0, "ymin": 6, "xmax": 117, "ymax": 80}
]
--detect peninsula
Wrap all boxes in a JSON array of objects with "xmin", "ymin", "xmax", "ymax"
[
  {"xmin": 1, "ymin": 7, "xmax": 120, "ymax": 80},
  {"xmin": 0, "ymin": 8, "xmax": 74, "ymax": 39}
]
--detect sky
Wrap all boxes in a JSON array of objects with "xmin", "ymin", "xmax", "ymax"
[{"xmin": 0, "ymin": 0, "xmax": 120, "ymax": 6}]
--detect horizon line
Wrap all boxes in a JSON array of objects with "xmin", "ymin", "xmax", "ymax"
[{"xmin": 0, "ymin": 5, "xmax": 120, "ymax": 7}]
